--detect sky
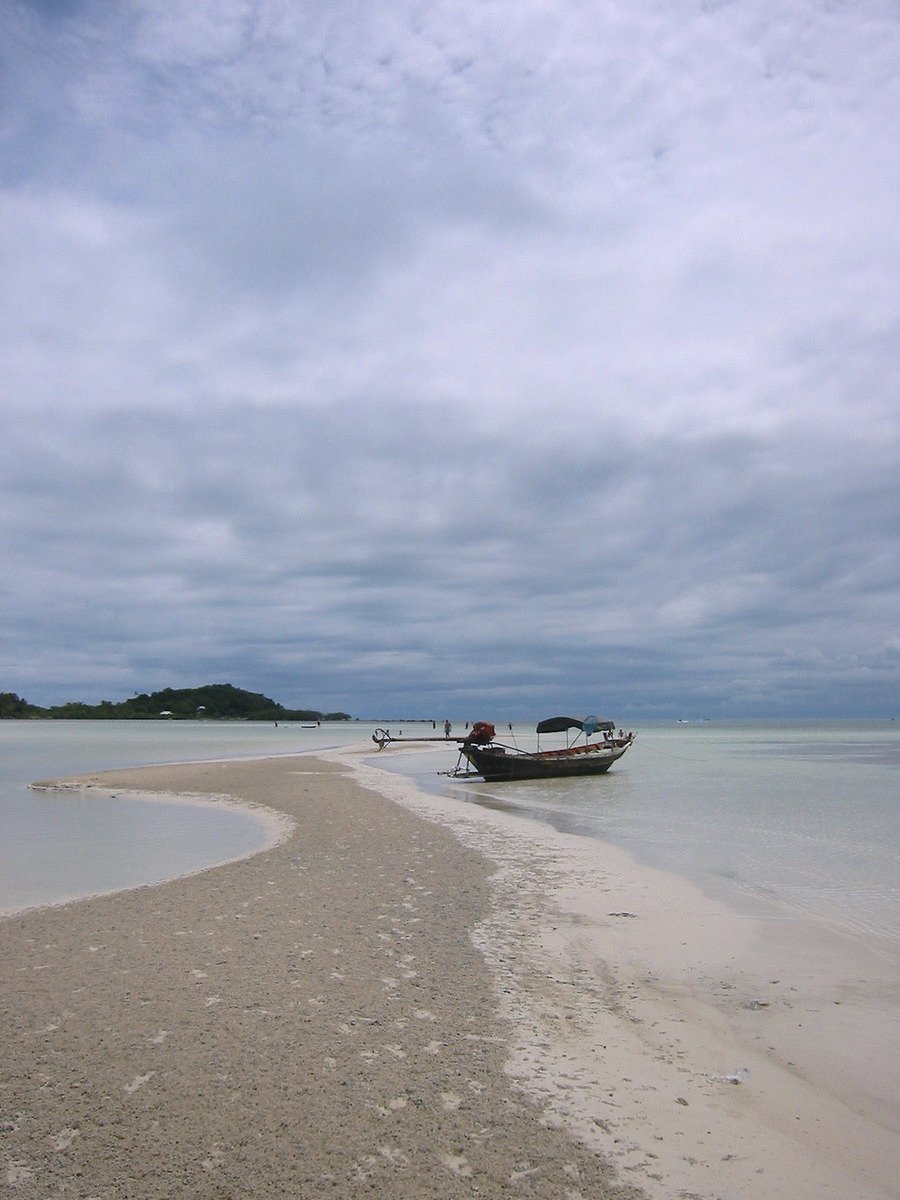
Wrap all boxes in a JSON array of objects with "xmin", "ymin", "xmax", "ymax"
[{"xmin": 1, "ymin": 0, "xmax": 897, "ymax": 720}]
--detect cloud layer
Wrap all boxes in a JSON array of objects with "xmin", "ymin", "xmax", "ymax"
[{"xmin": 1, "ymin": 0, "xmax": 897, "ymax": 717}]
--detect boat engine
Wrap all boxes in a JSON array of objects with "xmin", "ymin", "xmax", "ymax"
[{"xmin": 465, "ymin": 721, "xmax": 496, "ymax": 745}]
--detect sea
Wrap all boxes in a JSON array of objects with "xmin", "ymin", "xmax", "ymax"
[{"xmin": 1, "ymin": 719, "xmax": 898, "ymax": 955}]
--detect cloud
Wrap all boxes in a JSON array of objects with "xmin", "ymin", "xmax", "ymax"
[
  {"xmin": 0, "ymin": 0, "xmax": 897, "ymax": 716},
  {"xmin": 2, "ymin": 398, "xmax": 896, "ymax": 715}
]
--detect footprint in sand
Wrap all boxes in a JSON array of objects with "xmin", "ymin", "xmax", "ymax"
[
  {"xmin": 510, "ymin": 1166, "xmax": 540, "ymax": 1183},
  {"xmin": 441, "ymin": 1092, "xmax": 462, "ymax": 1111},
  {"xmin": 202, "ymin": 1146, "xmax": 225, "ymax": 1171},
  {"xmin": 6, "ymin": 1161, "xmax": 32, "ymax": 1186},
  {"xmin": 51, "ymin": 1129, "xmax": 78, "ymax": 1151},
  {"xmin": 150, "ymin": 1030, "xmax": 169, "ymax": 1045},
  {"xmin": 378, "ymin": 1145, "xmax": 408, "ymax": 1166},
  {"xmin": 124, "ymin": 1072, "xmax": 155, "ymax": 1094},
  {"xmin": 442, "ymin": 1154, "xmax": 472, "ymax": 1177}
]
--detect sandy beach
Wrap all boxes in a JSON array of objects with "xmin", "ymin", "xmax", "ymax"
[
  {"xmin": 349, "ymin": 749, "xmax": 898, "ymax": 1200},
  {"xmin": 2, "ymin": 751, "xmax": 897, "ymax": 1199},
  {"xmin": 2, "ymin": 755, "xmax": 639, "ymax": 1200}
]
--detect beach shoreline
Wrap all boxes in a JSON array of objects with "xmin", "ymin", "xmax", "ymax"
[
  {"xmin": 343, "ymin": 746, "xmax": 899, "ymax": 1200},
  {"xmin": 2, "ymin": 781, "xmax": 294, "ymax": 920},
  {"xmin": 2, "ymin": 751, "xmax": 896, "ymax": 1199},
  {"xmin": 1, "ymin": 754, "xmax": 638, "ymax": 1200}
]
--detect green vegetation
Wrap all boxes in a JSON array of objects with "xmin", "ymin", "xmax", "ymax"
[
  {"xmin": 0, "ymin": 692, "xmax": 43, "ymax": 718},
  {"xmin": 0, "ymin": 684, "xmax": 351, "ymax": 722}
]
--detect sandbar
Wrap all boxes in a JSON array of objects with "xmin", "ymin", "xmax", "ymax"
[
  {"xmin": 1, "ymin": 751, "xmax": 896, "ymax": 1200},
  {"xmin": 1, "ymin": 755, "xmax": 638, "ymax": 1199}
]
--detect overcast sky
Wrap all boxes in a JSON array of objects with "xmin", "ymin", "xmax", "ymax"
[{"xmin": 2, "ymin": 0, "xmax": 897, "ymax": 719}]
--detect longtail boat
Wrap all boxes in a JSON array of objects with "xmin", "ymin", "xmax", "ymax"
[{"xmin": 455, "ymin": 716, "xmax": 635, "ymax": 782}]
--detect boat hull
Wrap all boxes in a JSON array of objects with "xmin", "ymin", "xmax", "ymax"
[{"xmin": 460, "ymin": 739, "xmax": 630, "ymax": 782}]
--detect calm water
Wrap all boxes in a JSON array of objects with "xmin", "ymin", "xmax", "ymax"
[
  {"xmin": 385, "ymin": 721, "xmax": 900, "ymax": 949},
  {"xmin": 0, "ymin": 719, "xmax": 375, "ymax": 913},
  {"xmin": 1, "ymin": 720, "xmax": 898, "ymax": 950}
]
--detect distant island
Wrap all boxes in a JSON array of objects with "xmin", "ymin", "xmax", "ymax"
[{"xmin": 0, "ymin": 684, "xmax": 351, "ymax": 723}]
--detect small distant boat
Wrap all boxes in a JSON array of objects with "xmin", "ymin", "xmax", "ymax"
[{"xmin": 455, "ymin": 716, "xmax": 635, "ymax": 782}]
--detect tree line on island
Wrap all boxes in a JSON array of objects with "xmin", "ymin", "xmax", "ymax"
[{"xmin": 0, "ymin": 684, "xmax": 351, "ymax": 722}]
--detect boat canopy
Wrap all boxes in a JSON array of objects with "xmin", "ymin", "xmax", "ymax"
[
  {"xmin": 536, "ymin": 716, "xmax": 582, "ymax": 734},
  {"xmin": 535, "ymin": 715, "xmax": 615, "ymax": 735}
]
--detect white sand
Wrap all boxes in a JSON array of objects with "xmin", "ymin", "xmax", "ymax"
[
  {"xmin": 3, "ymin": 748, "xmax": 896, "ymax": 1200},
  {"xmin": 2, "ymin": 756, "xmax": 638, "ymax": 1200},
  {"xmin": 345, "ymin": 745, "xmax": 899, "ymax": 1200}
]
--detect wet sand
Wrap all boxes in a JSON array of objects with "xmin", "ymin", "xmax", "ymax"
[
  {"xmin": 2, "ymin": 751, "xmax": 896, "ymax": 1200},
  {"xmin": 1, "ymin": 756, "xmax": 639, "ymax": 1200},
  {"xmin": 345, "ymin": 748, "xmax": 900, "ymax": 1200}
]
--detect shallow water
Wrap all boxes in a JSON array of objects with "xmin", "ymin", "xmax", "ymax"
[
  {"xmin": 387, "ymin": 721, "xmax": 900, "ymax": 950},
  {"xmin": 1, "ymin": 720, "xmax": 897, "ymax": 951},
  {"xmin": 0, "ymin": 719, "xmax": 380, "ymax": 913}
]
